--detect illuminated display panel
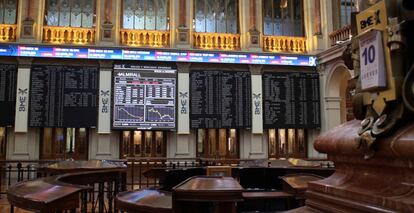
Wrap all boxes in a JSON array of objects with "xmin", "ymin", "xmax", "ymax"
[
  {"xmin": 0, "ymin": 44, "xmax": 317, "ymax": 67},
  {"xmin": 112, "ymin": 64, "xmax": 177, "ymax": 130}
]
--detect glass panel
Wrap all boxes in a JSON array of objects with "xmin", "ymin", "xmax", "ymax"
[
  {"xmin": 0, "ymin": 127, "xmax": 5, "ymax": 158},
  {"xmin": 47, "ymin": 0, "xmax": 60, "ymax": 26},
  {"xmin": 281, "ymin": 0, "xmax": 292, "ymax": 36},
  {"xmin": 70, "ymin": 0, "xmax": 82, "ymax": 27},
  {"xmin": 287, "ymin": 128, "xmax": 295, "ymax": 155},
  {"xmin": 144, "ymin": 131, "xmax": 152, "ymax": 156},
  {"xmin": 298, "ymin": 129, "xmax": 305, "ymax": 153},
  {"xmin": 228, "ymin": 129, "xmax": 237, "ymax": 156},
  {"xmin": 122, "ymin": 131, "xmax": 131, "ymax": 157},
  {"xmin": 268, "ymin": 129, "xmax": 276, "ymax": 156},
  {"xmin": 145, "ymin": 0, "xmax": 156, "ymax": 30},
  {"xmin": 205, "ymin": 0, "xmax": 215, "ymax": 33},
  {"xmin": 0, "ymin": 1, "xmax": 4, "ymax": 24},
  {"xmin": 273, "ymin": 0, "xmax": 282, "ymax": 35},
  {"xmin": 123, "ymin": 0, "xmax": 135, "ymax": 29},
  {"xmin": 278, "ymin": 129, "xmax": 286, "ymax": 157},
  {"xmin": 42, "ymin": 128, "xmax": 53, "ymax": 156},
  {"xmin": 155, "ymin": 0, "xmax": 168, "ymax": 30},
  {"xmin": 55, "ymin": 128, "xmax": 65, "ymax": 155},
  {"xmin": 134, "ymin": 0, "xmax": 145, "ymax": 30},
  {"xmin": 133, "ymin": 131, "xmax": 142, "ymax": 156},
  {"xmin": 59, "ymin": 0, "xmax": 71, "ymax": 27},
  {"xmin": 208, "ymin": 129, "xmax": 217, "ymax": 157},
  {"xmin": 66, "ymin": 128, "xmax": 75, "ymax": 154},
  {"xmin": 293, "ymin": 0, "xmax": 302, "ymax": 36},
  {"xmin": 81, "ymin": 0, "xmax": 94, "ymax": 28},
  {"xmin": 216, "ymin": 1, "xmax": 226, "ymax": 33},
  {"xmin": 3, "ymin": 0, "xmax": 16, "ymax": 24},
  {"xmin": 263, "ymin": 0, "xmax": 273, "ymax": 35},
  {"xmin": 195, "ymin": 0, "xmax": 205, "ymax": 32},
  {"xmin": 77, "ymin": 128, "xmax": 87, "ymax": 154},
  {"xmin": 197, "ymin": 129, "xmax": 205, "ymax": 154},
  {"xmin": 226, "ymin": 0, "xmax": 237, "ymax": 33},
  {"xmin": 155, "ymin": 131, "xmax": 163, "ymax": 156},
  {"xmin": 218, "ymin": 129, "xmax": 226, "ymax": 157}
]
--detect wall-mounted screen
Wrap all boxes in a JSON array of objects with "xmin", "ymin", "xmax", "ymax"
[
  {"xmin": 112, "ymin": 64, "xmax": 177, "ymax": 130},
  {"xmin": 29, "ymin": 65, "xmax": 98, "ymax": 127},
  {"xmin": 263, "ymin": 72, "xmax": 320, "ymax": 129},
  {"xmin": 0, "ymin": 64, "xmax": 17, "ymax": 126},
  {"xmin": 190, "ymin": 71, "xmax": 251, "ymax": 129}
]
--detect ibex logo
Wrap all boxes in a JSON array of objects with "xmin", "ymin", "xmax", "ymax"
[
  {"xmin": 101, "ymin": 90, "xmax": 110, "ymax": 113},
  {"xmin": 253, "ymin": 93, "xmax": 261, "ymax": 115},
  {"xmin": 18, "ymin": 88, "xmax": 28, "ymax": 112},
  {"xmin": 179, "ymin": 92, "xmax": 188, "ymax": 114},
  {"xmin": 360, "ymin": 10, "xmax": 381, "ymax": 30}
]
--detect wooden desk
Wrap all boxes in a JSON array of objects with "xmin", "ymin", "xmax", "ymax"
[
  {"xmin": 116, "ymin": 189, "xmax": 172, "ymax": 213},
  {"xmin": 7, "ymin": 161, "xmax": 128, "ymax": 213},
  {"xmin": 173, "ymin": 176, "xmax": 243, "ymax": 213},
  {"xmin": 281, "ymin": 174, "xmax": 323, "ymax": 206}
]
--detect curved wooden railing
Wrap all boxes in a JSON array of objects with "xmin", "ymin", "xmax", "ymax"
[
  {"xmin": 43, "ymin": 26, "xmax": 95, "ymax": 45},
  {"xmin": 263, "ymin": 36, "xmax": 307, "ymax": 53},
  {"xmin": 193, "ymin": 32, "xmax": 241, "ymax": 50},
  {"xmin": 329, "ymin": 25, "xmax": 352, "ymax": 46},
  {"xmin": 0, "ymin": 24, "xmax": 17, "ymax": 42},
  {"xmin": 120, "ymin": 29, "xmax": 170, "ymax": 47}
]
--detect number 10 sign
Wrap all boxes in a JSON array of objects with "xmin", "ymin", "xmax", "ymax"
[{"xmin": 359, "ymin": 30, "xmax": 387, "ymax": 91}]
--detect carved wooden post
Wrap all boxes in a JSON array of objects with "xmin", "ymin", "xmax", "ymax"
[{"xmin": 21, "ymin": 0, "xmax": 35, "ymax": 38}]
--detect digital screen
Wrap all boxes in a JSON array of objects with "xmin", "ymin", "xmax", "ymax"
[
  {"xmin": 0, "ymin": 64, "xmax": 17, "ymax": 126},
  {"xmin": 0, "ymin": 44, "xmax": 317, "ymax": 67},
  {"xmin": 190, "ymin": 71, "xmax": 251, "ymax": 129},
  {"xmin": 263, "ymin": 72, "xmax": 321, "ymax": 129},
  {"xmin": 28, "ymin": 65, "xmax": 98, "ymax": 127},
  {"xmin": 112, "ymin": 64, "xmax": 177, "ymax": 130}
]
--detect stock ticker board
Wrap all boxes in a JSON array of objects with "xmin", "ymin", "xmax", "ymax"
[
  {"xmin": 112, "ymin": 64, "xmax": 177, "ymax": 130},
  {"xmin": 0, "ymin": 64, "xmax": 17, "ymax": 126},
  {"xmin": 190, "ymin": 71, "xmax": 251, "ymax": 129},
  {"xmin": 28, "ymin": 65, "xmax": 99, "ymax": 127},
  {"xmin": 263, "ymin": 72, "xmax": 321, "ymax": 129}
]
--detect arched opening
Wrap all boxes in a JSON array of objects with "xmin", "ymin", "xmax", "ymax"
[{"xmin": 326, "ymin": 64, "xmax": 353, "ymax": 125}]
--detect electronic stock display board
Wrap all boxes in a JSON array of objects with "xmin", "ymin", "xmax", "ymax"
[
  {"xmin": 0, "ymin": 64, "xmax": 17, "ymax": 126},
  {"xmin": 28, "ymin": 65, "xmax": 99, "ymax": 127},
  {"xmin": 112, "ymin": 64, "xmax": 177, "ymax": 130},
  {"xmin": 190, "ymin": 71, "xmax": 251, "ymax": 129},
  {"xmin": 0, "ymin": 44, "xmax": 317, "ymax": 67},
  {"xmin": 263, "ymin": 72, "xmax": 321, "ymax": 129}
]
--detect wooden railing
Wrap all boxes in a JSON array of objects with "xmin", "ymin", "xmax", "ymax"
[
  {"xmin": 0, "ymin": 24, "xmax": 17, "ymax": 42},
  {"xmin": 193, "ymin": 32, "xmax": 241, "ymax": 50},
  {"xmin": 329, "ymin": 25, "xmax": 352, "ymax": 46},
  {"xmin": 263, "ymin": 36, "xmax": 307, "ymax": 53},
  {"xmin": 120, "ymin": 29, "xmax": 170, "ymax": 47},
  {"xmin": 43, "ymin": 26, "xmax": 95, "ymax": 45}
]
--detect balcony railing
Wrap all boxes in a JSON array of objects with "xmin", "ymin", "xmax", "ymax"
[
  {"xmin": 43, "ymin": 26, "xmax": 95, "ymax": 45},
  {"xmin": 0, "ymin": 24, "xmax": 17, "ymax": 42},
  {"xmin": 193, "ymin": 32, "xmax": 241, "ymax": 50},
  {"xmin": 120, "ymin": 29, "xmax": 170, "ymax": 47},
  {"xmin": 329, "ymin": 25, "xmax": 352, "ymax": 46},
  {"xmin": 263, "ymin": 36, "xmax": 307, "ymax": 53}
]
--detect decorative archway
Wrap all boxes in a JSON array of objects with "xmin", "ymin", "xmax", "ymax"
[{"xmin": 325, "ymin": 62, "xmax": 353, "ymax": 127}]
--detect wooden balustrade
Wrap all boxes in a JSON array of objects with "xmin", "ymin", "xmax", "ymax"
[
  {"xmin": 329, "ymin": 25, "xmax": 352, "ymax": 46},
  {"xmin": 0, "ymin": 24, "xmax": 17, "ymax": 42},
  {"xmin": 43, "ymin": 26, "xmax": 95, "ymax": 45},
  {"xmin": 193, "ymin": 32, "xmax": 241, "ymax": 50},
  {"xmin": 263, "ymin": 36, "xmax": 307, "ymax": 53},
  {"xmin": 120, "ymin": 29, "xmax": 170, "ymax": 47}
]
